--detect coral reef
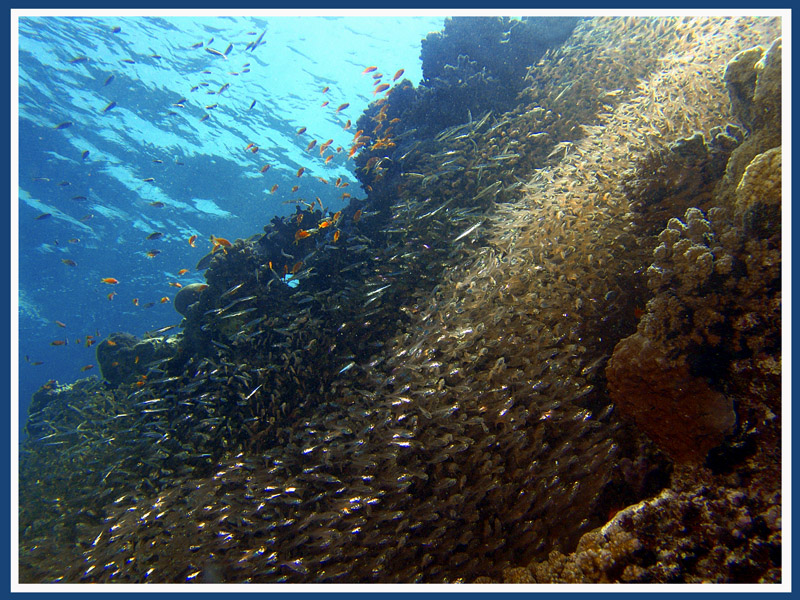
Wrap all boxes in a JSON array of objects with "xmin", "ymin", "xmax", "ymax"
[
  {"xmin": 508, "ymin": 468, "xmax": 781, "ymax": 583},
  {"xmin": 18, "ymin": 16, "xmax": 782, "ymax": 584}
]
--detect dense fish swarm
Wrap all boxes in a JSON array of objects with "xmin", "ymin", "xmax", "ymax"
[{"xmin": 19, "ymin": 16, "xmax": 781, "ymax": 584}]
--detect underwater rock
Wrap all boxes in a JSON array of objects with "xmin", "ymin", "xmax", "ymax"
[
  {"xmin": 733, "ymin": 146, "xmax": 781, "ymax": 238},
  {"xmin": 405, "ymin": 17, "xmax": 578, "ymax": 137},
  {"xmin": 174, "ymin": 282, "xmax": 208, "ymax": 316},
  {"xmin": 523, "ymin": 480, "xmax": 781, "ymax": 583},
  {"xmin": 719, "ymin": 39, "xmax": 782, "ymax": 200},
  {"xmin": 605, "ymin": 332, "xmax": 736, "ymax": 464},
  {"xmin": 96, "ymin": 332, "xmax": 178, "ymax": 385}
]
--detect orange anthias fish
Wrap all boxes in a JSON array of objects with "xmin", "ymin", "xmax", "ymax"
[
  {"xmin": 393, "ymin": 68, "xmax": 405, "ymax": 81},
  {"xmin": 160, "ymin": 296, "xmax": 170, "ymax": 303},
  {"xmin": 107, "ymin": 292, "xmax": 116, "ymax": 300},
  {"xmin": 210, "ymin": 234, "xmax": 232, "ymax": 254},
  {"xmin": 321, "ymin": 101, "xmax": 329, "ymax": 108},
  {"xmin": 296, "ymin": 127, "xmax": 307, "ymax": 135},
  {"xmin": 373, "ymin": 83, "xmax": 390, "ymax": 96},
  {"xmin": 188, "ymin": 234, "xmax": 197, "ymax": 247},
  {"xmin": 291, "ymin": 185, "xmax": 300, "ymax": 193},
  {"xmin": 101, "ymin": 277, "xmax": 119, "ymax": 284},
  {"xmin": 333, "ymin": 229, "xmax": 340, "ymax": 243},
  {"xmin": 332, "ymin": 211, "xmax": 342, "ymax": 223},
  {"xmin": 177, "ymin": 268, "xmax": 189, "ymax": 275},
  {"xmin": 322, "ymin": 86, "xmax": 330, "ymax": 94},
  {"xmin": 81, "ymin": 364, "xmax": 95, "ymax": 372},
  {"xmin": 335, "ymin": 103, "xmax": 349, "ymax": 114},
  {"xmin": 291, "ymin": 261, "xmax": 303, "ymax": 274},
  {"xmin": 318, "ymin": 220, "xmax": 332, "ymax": 229},
  {"xmin": 353, "ymin": 209, "xmax": 362, "ymax": 222},
  {"xmin": 169, "ymin": 282, "xmax": 183, "ymax": 288},
  {"xmin": 270, "ymin": 184, "xmax": 279, "ymax": 193},
  {"xmin": 260, "ymin": 164, "xmax": 270, "ymax": 173},
  {"xmin": 51, "ymin": 339, "xmax": 67, "ymax": 346},
  {"xmin": 325, "ymin": 155, "xmax": 333, "ymax": 165},
  {"xmin": 296, "ymin": 167, "xmax": 305, "ymax": 177},
  {"xmin": 362, "ymin": 66, "xmax": 377, "ymax": 74},
  {"xmin": 245, "ymin": 143, "xmax": 255, "ymax": 151},
  {"xmin": 343, "ymin": 120, "xmax": 351, "ymax": 130},
  {"xmin": 294, "ymin": 229, "xmax": 311, "ymax": 242},
  {"xmin": 307, "ymin": 140, "xmax": 317, "ymax": 151}
]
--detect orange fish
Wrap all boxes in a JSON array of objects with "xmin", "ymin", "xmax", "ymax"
[
  {"xmin": 353, "ymin": 209, "xmax": 362, "ymax": 222},
  {"xmin": 318, "ymin": 177, "xmax": 328, "ymax": 184},
  {"xmin": 50, "ymin": 339, "xmax": 67, "ymax": 346},
  {"xmin": 325, "ymin": 155, "xmax": 333, "ymax": 164},
  {"xmin": 335, "ymin": 177, "xmax": 342, "ymax": 187},
  {"xmin": 245, "ymin": 143, "xmax": 254, "ymax": 151},
  {"xmin": 294, "ymin": 229, "xmax": 311, "ymax": 242},
  {"xmin": 296, "ymin": 127, "xmax": 306, "ymax": 135},
  {"xmin": 333, "ymin": 229, "xmax": 340, "ymax": 243},
  {"xmin": 101, "ymin": 277, "xmax": 119, "ymax": 284},
  {"xmin": 341, "ymin": 192, "xmax": 351, "ymax": 199},
  {"xmin": 177, "ymin": 268, "xmax": 189, "ymax": 275},
  {"xmin": 85, "ymin": 338, "xmax": 96, "ymax": 347},
  {"xmin": 353, "ymin": 129, "xmax": 363, "ymax": 141},
  {"xmin": 322, "ymin": 86, "xmax": 330, "ymax": 93},
  {"xmin": 333, "ymin": 211, "xmax": 342, "ymax": 222},
  {"xmin": 80, "ymin": 364, "xmax": 94, "ymax": 372},
  {"xmin": 55, "ymin": 320, "xmax": 67, "ymax": 328},
  {"xmin": 296, "ymin": 167, "xmax": 305, "ymax": 177},
  {"xmin": 260, "ymin": 164, "xmax": 270, "ymax": 173},
  {"xmin": 291, "ymin": 185, "xmax": 299, "ymax": 193},
  {"xmin": 270, "ymin": 184, "xmax": 279, "ymax": 193},
  {"xmin": 336, "ymin": 146, "xmax": 343, "ymax": 153},
  {"xmin": 296, "ymin": 213, "xmax": 304, "ymax": 225},
  {"xmin": 210, "ymin": 234, "xmax": 232, "ymax": 254},
  {"xmin": 250, "ymin": 146, "xmax": 259, "ymax": 153},
  {"xmin": 132, "ymin": 298, "xmax": 139, "ymax": 306},
  {"xmin": 169, "ymin": 282, "xmax": 182, "ymax": 288},
  {"xmin": 372, "ymin": 73, "xmax": 383, "ymax": 80},
  {"xmin": 393, "ymin": 68, "xmax": 405, "ymax": 81},
  {"xmin": 318, "ymin": 220, "xmax": 332, "ymax": 229},
  {"xmin": 291, "ymin": 261, "xmax": 303, "ymax": 274},
  {"xmin": 335, "ymin": 103, "xmax": 349, "ymax": 114},
  {"xmin": 160, "ymin": 296, "xmax": 170, "ymax": 303},
  {"xmin": 134, "ymin": 356, "xmax": 140, "ymax": 364},
  {"xmin": 146, "ymin": 250, "xmax": 160, "ymax": 258},
  {"xmin": 321, "ymin": 101, "xmax": 329, "ymax": 108},
  {"xmin": 106, "ymin": 340, "xmax": 117, "ymax": 346},
  {"xmin": 107, "ymin": 292, "xmax": 116, "ymax": 300},
  {"xmin": 348, "ymin": 145, "xmax": 358, "ymax": 158},
  {"xmin": 343, "ymin": 120, "xmax": 351, "ymax": 130},
  {"xmin": 111, "ymin": 361, "xmax": 119, "ymax": 367},
  {"xmin": 362, "ymin": 66, "xmax": 377, "ymax": 74},
  {"xmin": 373, "ymin": 83, "xmax": 390, "ymax": 96},
  {"xmin": 307, "ymin": 140, "xmax": 317, "ymax": 151},
  {"xmin": 188, "ymin": 234, "xmax": 197, "ymax": 247}
]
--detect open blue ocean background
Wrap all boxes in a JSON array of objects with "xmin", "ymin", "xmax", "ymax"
[{"xmin": 16, "ymin": 15, "xmax": 445, "ymax": 436}]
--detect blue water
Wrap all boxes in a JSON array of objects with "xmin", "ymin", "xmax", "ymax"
[{"xmin": 16, "ymin": 15, "xmax": 445, "ymax": 435}]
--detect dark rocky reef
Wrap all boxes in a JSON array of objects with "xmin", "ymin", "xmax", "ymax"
[{"xmin": 18, "ymin": 18, "xmax": 782, "ymax": 585}]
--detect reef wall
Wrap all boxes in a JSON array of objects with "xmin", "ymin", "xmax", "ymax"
[{"xmin": 18, "ymin": 16, "xmax": 781, "ymax": 584}]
